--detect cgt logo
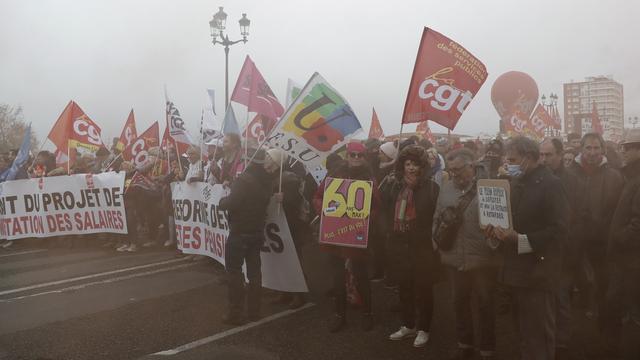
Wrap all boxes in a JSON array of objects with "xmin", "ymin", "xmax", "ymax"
[
  {"xmin": 73, "ymin": 118, "xmax": 102, "ymax": 145},
  {"xmin": 130, "ymin": 139, "xmax": 149, "ymax": 167},
  {"xmin": 418, "ymin": 78, "xmax": 474, "ymax": 114},
  {"xmin": 124, "ymin": 126, "xmax": 134, "ymax": 147}
]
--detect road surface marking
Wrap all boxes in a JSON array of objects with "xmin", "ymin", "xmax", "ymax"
[
  {"xmin": 0, "ymin": 257, "xmax": 189, "ymax": 297},
  {"xmin": 0, "ymin": 262, "xmax": 201, "ymax": 302},
  {"xmin": 0, "ymin": 249, "xmax": 48, "ymax": 258},
  {"xmin": 152, "ymin": 303, "xmax": 315, "ymax": 356}
]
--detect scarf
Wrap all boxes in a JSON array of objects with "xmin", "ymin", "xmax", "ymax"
[{"xmin": 394, "ymin": 172, "xmax": 419, "ymax": 232}]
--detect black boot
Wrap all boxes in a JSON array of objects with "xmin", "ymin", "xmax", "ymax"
[
  {"xmin": 289, "ymin": 293, "xmax": 307, "ymax": 310},
  {"xmin": 329, "ymin": 314, "xmax": 346, "ymax": 333}
]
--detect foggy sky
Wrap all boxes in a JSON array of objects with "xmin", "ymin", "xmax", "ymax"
[{"xmin": 1, "ymin": 0, "xmax": 639, "ymax": 149}]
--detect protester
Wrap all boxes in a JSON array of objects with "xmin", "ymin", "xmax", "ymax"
[
  {"xmin": 567, "ymin": 133, "xmax": 582, "ymax": 151},
  {"xmin": 486, "ymin": 136, "xmax": 569, "ymax": 360},
  {"xmin": 313, "ymin": 141, "xmax": 380, "ymax": 333},
  {"xmin": 570, "ymin": 133, "xmax": 624, "ymax": 345},
  {"xmin": 562, "ymin": 148, "xmax": 577, "ymax": 169},
  {"xmin": 185, "ymin": 146, "xmax": 203, "ymax": 183},
  {"xmin": 384, "ymin": 145, "xmax": 439, "ymax": 348},
  {"xmin": 607, "ymin": 129, "xmax": 640, "ymax": 359},
  {"xmin": 378, "ymin": 141, "xmax": 398, "ymax": 181},
  {"xmin": 436, "ymin": 148, "xmax": 498, "ymax": 360},
  {"xmin": 93, "ymin": 147, "xmax": 111, "ymax": 173},
  {"xmin": 218, "ymin": 133, "xmax": 244, "ymax": 184},
  {"xmin": 540, "ymin": 137, "xmax": 585, "ymax": 359},
  {"xmin": 477, "ymin": 139, "xmax": 504, "ymax": 179},
  {"xmin": 219, "ymin": 148, "xmax": 276, "ymax": 325}
]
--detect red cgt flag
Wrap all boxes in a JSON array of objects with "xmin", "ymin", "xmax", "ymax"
[
  {"xmin": 402, "ymin": 28, "xmax": 488, "ymax": 130},
  {"xmin": 416, "ymin": 121, "xmax": 435, "ymax": 143},
  {"xmin": 122, "ymin": 122, "xmax": 159, "ymax": 168},
  {"xmin": 368, "ymin": 108, "xmax": 385, "ymax": 140},
  {"xmin": 231, "ymin": 55, "xmax": 284, "ymax": 120},
  {"xmin": 116, "ymin": 109, "xmax": 138, "ymax": 152},
  {"xmin": 529, "ymin": 104, "xmax": 554, "ymax": 139},
  {"xmin": 48, "ymin": 100, "xmax": 105, "ymax": 155}
]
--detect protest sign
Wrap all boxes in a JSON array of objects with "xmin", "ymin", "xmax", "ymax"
[
  {"xmin": 402, "ymin": 27, "xmax": 488, "ymax": 130},
  {"xmin": 477, "ymin": 179, "xmax": 512, "ymax": 230},
  {"xmin": 0, "ymin": 172, "xmax": 127, "ymax": 240},
  {"xmin": 170, "ymin": 182, "xmax": 308, "ymax": 292},
  {"xmin": 319, "ymin": 177, "xmax": 372, "ymax": 249}
]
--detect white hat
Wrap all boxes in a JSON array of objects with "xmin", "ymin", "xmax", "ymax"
[
  {"xmin": 379, "ymin": 142, "xmax": 398, "ymax": 160},
  {"xmin": 266, "ymin": 148, "xmax": 287, "ymax": 165}
]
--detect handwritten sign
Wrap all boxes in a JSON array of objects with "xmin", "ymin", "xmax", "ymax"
[
  {"xmin": 477, "ymin": 179, "xmax": 512, "ymax": 230},
  {"xmin": 319, "ymin": 177, "xmax": 372, "ymax": 248}
]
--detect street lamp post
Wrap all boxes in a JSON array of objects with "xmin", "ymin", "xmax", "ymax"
[{"xmin": 209, "ymin": 7, "xmax": 250, "ymax": 109}]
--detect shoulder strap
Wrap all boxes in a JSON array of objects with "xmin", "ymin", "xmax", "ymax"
[{"xmin": 455, "ymin": 179, "xmax": 477, "ymax": 213}]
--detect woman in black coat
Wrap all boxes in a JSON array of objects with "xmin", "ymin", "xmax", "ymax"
[{"xmin": 384, "ymin": 145, "xmax": 440, "ymax": 348}]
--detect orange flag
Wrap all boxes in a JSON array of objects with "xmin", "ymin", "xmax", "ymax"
[
  {"xmin": 368, "ymin": 108, "xmax": 385, "ymax": 139},
  {"xmin": 116, "ymin": 109, "xmax": 138, "ymax": 152},
  {"xmin": 47, "ymin": 100, "xmax": 104, "ymax": 156}
]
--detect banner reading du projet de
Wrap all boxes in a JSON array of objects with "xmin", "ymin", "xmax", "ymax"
[
  {"xmin": 170, "ymin": 182, "xmax": 308, "ymax": 293},
  {"xmin": 0, "ymin": 172, "xmax": 127, "ymax": 240}
]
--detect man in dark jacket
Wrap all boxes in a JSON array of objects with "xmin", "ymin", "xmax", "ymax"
[
  {"xmin": 607, "ymin": 130, "xmax": 640, "ymax": 359},
  {"xmin": 540, "ymin": 138, "xmax": 585, "ymax": 359},
  {"xmin": 219, "ymin": 149, "xmax": 275, "ymax": 324},
  {"xmin": 570, "ymin": 133, "xmax": 623, "ymax": 335},
  {"xmin": 487, "ymin": 136, "xmax": 569, "ymax": 360}
]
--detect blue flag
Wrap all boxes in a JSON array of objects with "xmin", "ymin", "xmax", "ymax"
[
  {"xmin": 222, "ymin": 105, "xmax": 240, "ymax": 135},
  {"xmin": 1, "ymin": 123, "xmax": 32, "ymax": 182}
]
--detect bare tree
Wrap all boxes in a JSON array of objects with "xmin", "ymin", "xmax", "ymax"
[{"xmin": 0, "ymin": 104, "xmax": 39, "ymax": 154}]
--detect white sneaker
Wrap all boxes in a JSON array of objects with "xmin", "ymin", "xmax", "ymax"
[
  {"xmin": 388, "ymin": 326, "xmax": 416, "ymax": 340},
  {"xmin": 1, "ymin": 241, "xmax": 13, "ymax": 249},
  {"xmin": 116, "ymin": 244, "xmax": 130, "ymax": 252},
  {"xmin": 163, "ymin": 239, "xmax": 175, "ymax": 247},
  {"xmin": 126, "ymin": 244, "xmax": 138, "ymax": 252},
  {"xmin": 413, "ymin": 330, "xmax": 429, "ymax": 347}
]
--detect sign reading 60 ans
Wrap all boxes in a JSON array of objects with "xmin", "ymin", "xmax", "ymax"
[{"xmin": 319, "ymin": 177, "xmax": 372, "ymax": 248}]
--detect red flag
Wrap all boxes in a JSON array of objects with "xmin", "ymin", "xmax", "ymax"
[
  {"xmin": 125, "ymin": 171, "xmax": 157, "ymax": 194},
  {"xmin": 402, "ymin": 28, "xmax": 488, "ymax": 130},
  {"xmin": 529, "ymin": 104, "xmax": 553, "ymax": 139},
  {"xmin": 591, "ymin": 102, "xmax": 603, "ymax": 134},
  {"xmin": 122, "ymin": 122, "xmax": 159, "ymax": 168},
  {"xmin": 503, "ymin": 110, "xmax": 532, "ymax": 137},
  {"xmin": 416, "ymin": 121, "xmax": 435, "ymax": 143},
  {"xmin": 231, "ymin": 56, "xmax": 284, "ymax": 119},
  {"xmin": 244, "ymin": 113, "xmax": 272, "ymax": 143},
  {"xmin": 116, "ymin": 109, "xmax": 138, "ymax": 152},
  {"xmin": 47, "ymin": 100, "xmax": 105, "ymax": 155},
  {"xmin": 368, "ymin": 108, "xmax": 385, "ymax": 139}
]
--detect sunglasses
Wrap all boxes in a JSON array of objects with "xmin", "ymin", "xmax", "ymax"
[{"xmin": 348, "ymin": 152, "xmax": 365, "ymax": 159}]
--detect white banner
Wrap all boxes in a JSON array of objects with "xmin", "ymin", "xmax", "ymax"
[
  {"xmin": 0, "ymin": 172, "xmax": 128, "ymax": 240},
  {"xmin": 171, "ymin": 182, "xmax": 308, "ymax": 293}
]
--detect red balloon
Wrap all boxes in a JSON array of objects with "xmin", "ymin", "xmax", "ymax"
[{"xmin": 491, "ymin": 71, "xmax": 539, "ymax": 120}]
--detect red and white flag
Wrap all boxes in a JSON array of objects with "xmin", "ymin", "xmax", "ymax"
[
  {"xmin": 116, "ymin": 109, "xmax": 138, "ymax": 152},
  {"xmin": 368, "ymin": 108, "xmax": 385, "ymax": 140},
  {"xmin": 231, "ymin": 56, "xmax": 284, "ymax": 120},
  {"xmin": 402, "ymin": 28, "xmax": 488, "ymax": 130},
  {"xmin": 416, "ymin": 121, "xmax": 435, "ymax": 143},
  {"xmin": 165, "ymin": 91, "xmax": 195, "ymax": 150},
  {"xmin": 122, "ymin": 122, "xmax": 159, "ymax": 168},
  {"xmin": 529, "ymin": 104, "xmax": 554, "ymax": 139}
]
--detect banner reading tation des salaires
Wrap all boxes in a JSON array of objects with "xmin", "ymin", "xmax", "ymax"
[
  {"xmin": 0, "ymin": 172, "xmax": 127, "ymax": 240},
  {"xmin": 402, "ymin": 27, "xmax": 488, "ymax": 130},
  {"xmin": 320, "ymin": 177, "xmax": 372, "ymax": 249}
]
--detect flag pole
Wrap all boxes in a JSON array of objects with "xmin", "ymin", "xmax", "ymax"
[
  {"xmin": 67, "ymin": 139, "xmax": 72, "ymax": 175},
  {"xmin": 277, "ymin": 152, "xmax": 284, "ymax": 215},
  {"xmin": 199, "ymin": 107, "xmax": 205, "ymax": 174}
]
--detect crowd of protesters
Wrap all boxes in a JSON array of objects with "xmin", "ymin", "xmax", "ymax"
[{"xmin": 1, "ymin": 128, "xmax": 640, "ymax": 360}]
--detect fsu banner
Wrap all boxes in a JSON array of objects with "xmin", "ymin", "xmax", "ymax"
[
  {"xmin": 116, "ymin": 110, "xmax": 138, "ymax": 152},
  {"xmin": 47, "ymin": 100, "xmax": 105, "ymax": 156},
  {"xmin": 122, "ymin": 122, "xmax": 159, "ymax": 168},
  {"xmin": 402, "ymin": 28, "xmax": 488, "ymax": 130},
  {"xmin": 0, "ymin": 172, "xmax": 127, "ymax": 240},
  {"xmin": 170, "ymin": 182, "xmax": 308, "ymax": 292},
  {"xmin": 319, "ymin": 177, "xmax": 372, "ymax": 249}
]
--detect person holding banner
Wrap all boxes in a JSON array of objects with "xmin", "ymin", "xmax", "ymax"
[
  {"xmin": 485, "ymin": 136, "xmax": 569, "ymax": 360},
  {"xmin": 383, "ymin": 145, "xmax": 440, "ymax": 348},
  {"xmin": 219, "ymin": 148, "xmax": 277, "ymax": 325},
  {"xmin": 313, "ymin": 141, "xmax": 380, "ymax": 333},
  {"xmin": 218, "ymin": 133, "xmax": 244, "ymax": 185}
]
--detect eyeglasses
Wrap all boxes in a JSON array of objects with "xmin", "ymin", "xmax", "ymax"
[{"xmin": 348, "ymin": 152, "xmax": 365, "ymax": 159}]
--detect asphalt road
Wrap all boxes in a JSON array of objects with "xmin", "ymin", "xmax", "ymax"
[{"xmin": 0, "ymin": 238, "xmax": 619, "ymax": 360}]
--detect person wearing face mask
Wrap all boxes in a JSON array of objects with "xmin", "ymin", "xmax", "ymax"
[
  {"xmin": 569, "ymin": 133, "xmax": 624, "ymax": 349},
  {"xmin": 435, "ymin": 148, "xmax": 499, "ymax": 360},
  {"xmin": 219, "ymin": 148, "xmax": 278, "ymax": 325},
  {"xmin": 313, "ymin": 141, "xmax": 381, "ymax": 333},
  {"xmin": 384, "ymin": 145, "xmax": 440, "ymax": 349},
  {"xmin": 486, "ymin": 136, "xmax": 569, "ymax": 360}
]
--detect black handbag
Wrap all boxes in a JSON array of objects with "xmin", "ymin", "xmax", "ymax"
[{"xmin": 433, "ymin": 182, "xmax": 477, "ymax": 251}]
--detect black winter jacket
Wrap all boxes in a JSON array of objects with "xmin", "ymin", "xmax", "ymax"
[{"xmin": 607, "ymin": 159, "xmax": 640, "ymax": 269}]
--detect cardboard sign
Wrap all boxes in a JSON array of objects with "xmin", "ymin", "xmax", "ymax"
[
  {"xmin": 319, "ymin": 177, "xmax": 372, "ymax": 248},
  {"xmin": 477, "ymin": 179, "xmax": 512, "ymax": 230}
]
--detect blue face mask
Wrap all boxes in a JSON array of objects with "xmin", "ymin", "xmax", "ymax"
[{"xmin": 506, "ymin": 164, "xmax": 523, "ymax": 177}]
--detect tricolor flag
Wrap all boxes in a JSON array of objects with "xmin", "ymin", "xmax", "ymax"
[
  {"xmin": 116, "ymin": 110, "xmax": 138, "ymax": 152},
  {"xmin": 267, "ymin": 72, "xmax": 362, "ymax": 182},
  {"xmin": 368, "ymin": 108, "xmax": 385, "ymax": 140},
  {"xmin": 231, "ymin": 56, "xmax": 284, "ymax": 120}
]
